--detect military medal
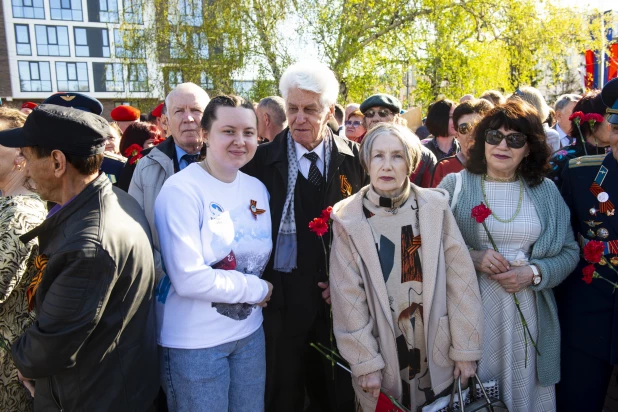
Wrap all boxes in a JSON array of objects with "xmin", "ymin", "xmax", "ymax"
[
  {"xmin": 589, "ymin": 208, "xmax": 599, "ymax": 216},
  {"xmin": 590, "ymin": 165, "xmax": 615, "ymax": 216},
  {"xmin": 584, "ymin": 220, "xmax": 602, "ymax": 227},
  {"xmin": 249, "ymin": 200, "xmax": 265, "ymax": 220},
  {"xmin": 597, "ymin": 228, "xmax": 610, "ymax": 239}
]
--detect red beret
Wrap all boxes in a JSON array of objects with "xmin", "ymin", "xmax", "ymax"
[
  {"xmin": 151, "ymin": 103, "xmax": 164, "ymax": 118},
  {"xmin": 22, "ymin": 102, "xmax": 38, "ymax": 110},
  {"xmin": 111, "ymin": 105, "xmax": 140, "ymax": 121}
]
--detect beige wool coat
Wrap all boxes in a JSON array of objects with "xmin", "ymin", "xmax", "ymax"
[{"xmin": 330, "ymin": 184, "xmax": 483, "ymax": 411}]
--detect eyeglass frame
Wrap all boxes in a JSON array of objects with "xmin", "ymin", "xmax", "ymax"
[
  {"xmin": 344, "ymin": 120, "xmax": 363, "ymax": 127},
  {"xmin": 457, "ymin": 122, "xmax": 477, "ymax": 135},
  {"xmin": 484, "ymin": 128, "xmax": 528, "ymax": 149}
]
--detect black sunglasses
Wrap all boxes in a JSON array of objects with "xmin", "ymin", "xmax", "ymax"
[
  {"xmin": 484, "ymin": 129, "xmax": 527, "ymax": 149},
  {"xmin": 364, "ymin": 109, "xmax": 393, "ymax": 118}
]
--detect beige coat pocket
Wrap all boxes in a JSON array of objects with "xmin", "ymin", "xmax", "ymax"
[{"xmin": 433, "ymin": 315, "xmax": 454, "ymax": 367}]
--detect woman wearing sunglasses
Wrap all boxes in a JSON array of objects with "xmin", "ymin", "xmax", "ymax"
[
  {"xmin": 344, "ymin": 109, "xmax": 367, "ymax": 143},
  {"xmin": 430, "ymin": 99, "xmax": 493, "ymax": 187},
  {"xmin": 438, "ymin": 100, "xmax": 579, "ymax": 412}
]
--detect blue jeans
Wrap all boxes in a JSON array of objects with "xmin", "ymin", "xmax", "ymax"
[{"xmin": 160, "ymin": 327, "xmax": 266, "ymax": 412}]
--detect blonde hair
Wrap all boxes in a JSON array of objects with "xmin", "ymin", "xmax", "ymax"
[
  {"xmin": 359, "ymin": 123, "xmax": 422, "ymax": 176},
  {"xmin": 0, "ymin": 107, "xmax": 27, "ymax": 130}
]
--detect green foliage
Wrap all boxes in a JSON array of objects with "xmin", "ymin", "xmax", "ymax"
[{"xmin": 117, "ymin": 0, "xmax": 603, "ymax": 109}]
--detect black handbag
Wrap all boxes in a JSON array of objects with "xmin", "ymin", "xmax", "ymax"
[{"xmin": 448, "ymin": 374, "xmax": 508, "ymax": 412}]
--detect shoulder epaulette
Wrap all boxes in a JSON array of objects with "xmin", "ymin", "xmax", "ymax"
[
  {"xmin": 568, "ymin": 154, "xmax": 605, "ymax": 168},
  {"xmin": 104, "ymin": 152, "xmax": 127, "ymax": 163}
]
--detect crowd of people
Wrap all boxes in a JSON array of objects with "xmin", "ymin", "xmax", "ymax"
[{"xmin": 0, "ymin": 60, "xmax": 616, "ymax": 412}]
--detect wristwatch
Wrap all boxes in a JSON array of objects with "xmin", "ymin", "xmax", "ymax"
[{"xmin": 531, "ymin": 265, "xmax": 542, "ymax": 286}]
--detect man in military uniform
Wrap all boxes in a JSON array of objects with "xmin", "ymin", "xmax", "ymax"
[
  {"xmin": 556, "ymin": 77, "xmax": 618, "ymax": 411},
  {"xmin": 42, "ymin": 92, "xmax": 126, "ymax": 185}
]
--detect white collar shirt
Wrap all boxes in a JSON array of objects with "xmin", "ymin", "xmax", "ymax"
[{"xmin": 295, "ymin": 139, "xmax": 325, "ymax": 180}]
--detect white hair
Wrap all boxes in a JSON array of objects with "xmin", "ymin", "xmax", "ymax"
[
  {"xmin": 360, "ymin": 123, "xmax": 422, "ymax": 176},
  {"xmin": 165, "ymin": 82, "xmax": 210, "ymax": 110},
  {"xmin": 279, "ymin": 62, "xmax": 339, "ymax": 108}
]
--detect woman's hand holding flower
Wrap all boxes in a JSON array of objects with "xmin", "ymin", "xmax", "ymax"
[
  {"xmin": 358, "ymin": 371, "xmax": 382, "ymax": 398},
  {"xmin": 489, "ymin": 266, "xmax": 534, "ymax": 293},
  {"xmin": 469, "ymin": 249, "xmax": 510, "ymax": 274}
]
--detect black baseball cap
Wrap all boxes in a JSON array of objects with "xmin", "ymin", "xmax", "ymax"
[{"xmin": 0, "ymin": 104, "xmax": 109, "ymax": 156}]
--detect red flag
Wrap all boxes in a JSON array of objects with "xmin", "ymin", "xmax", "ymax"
[
  {"xmin": 375, "ymin": 392, "xmax": 407, "ymax": 412},
  {"xmin": 608, "ymin": 44, "xmax": 618, "ymax": 81},
  {"xmin": 585, "ymin": 50, "xmax": 595, "ymax": 90}
]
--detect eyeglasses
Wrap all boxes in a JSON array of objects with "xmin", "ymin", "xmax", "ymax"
[
  {"xmin": 364, "ymin": 109, "xmax": 393, "ymax": 118},
  {"xmin": 344, "ymin": 120, "xmax": 363, "ymax": 127},
  {"xmin": 484, "ymin": 129, "xmax": 527, "ymax": 149},
  {"xmin": 457, "ymin": 123, "xmax": 476, "ymax": 135}
]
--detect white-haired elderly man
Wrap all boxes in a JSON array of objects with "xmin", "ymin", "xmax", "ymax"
[
  {"xmin": 243, "ymin": 63, "xmax": 365, "ymax": 412},
  {"xmin": 553, "ymin": 93, "xmax": 581, "ymax": 147},
  {"xmin": 129, "ymin": 82, "xmax": 210, "ymax": 282}
]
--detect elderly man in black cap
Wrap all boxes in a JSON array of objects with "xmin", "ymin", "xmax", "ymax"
[
  {"xmin": 360, "ymin": 93, "xmax": 437, "ymax": 187},
  {"xmin": 556, "ymin": 77, "xmax": 618, "ymax": 412},
  {"xmin": 0, "ymin": 105, "xmax": 159, "ymax": 411}
]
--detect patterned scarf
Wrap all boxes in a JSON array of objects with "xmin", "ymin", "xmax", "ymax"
[{"xmin": 274, "ymin": 129, "xmax": 333, "ymax": 272}]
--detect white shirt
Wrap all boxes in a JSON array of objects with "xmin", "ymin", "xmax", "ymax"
[
  {"xmin": 154, "ymin": 163, "xmax": 272, "ymax": 349},
  {"xmin": 295, "ymin": 140, "xmax": 325, "ymax": 179},
  {"xmin": 556, "ymin": 124, "xmax": 573, "ymax": 148}
]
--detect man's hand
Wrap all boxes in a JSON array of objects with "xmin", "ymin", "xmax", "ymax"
[
  {"xmin": 489, "ymin": 266, "xmax": 534, "ymax": 293},
  {"xmin": 318, "ymin": 281, "xmax": 331, "ymax": 305},
  {"xmin": 17, "ymin": 370, "xmax": 35, "ymax": 397},
  {"xmin": 257, "ymin": 281, "xmax": 273, "ymax": 307}
]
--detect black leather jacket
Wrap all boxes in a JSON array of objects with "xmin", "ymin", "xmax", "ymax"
[{"xmin": 13, "ymin": 174, "xmax": 159, "ymax": 411}]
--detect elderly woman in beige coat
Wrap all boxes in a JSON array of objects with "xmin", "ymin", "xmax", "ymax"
[{"xmin": 330, "ymin": 123, "xmax": 483, "ymax": 412}]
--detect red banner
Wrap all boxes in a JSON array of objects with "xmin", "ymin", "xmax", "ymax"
[
  {"xmin": 608, "ymin": 43, "xmax": 618, "ymax": 81},
  {"xmin": 585, "ymin": 50, "xmax": 595, "ymax": 89}
]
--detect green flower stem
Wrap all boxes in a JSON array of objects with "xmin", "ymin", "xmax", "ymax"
[
  {"xmin": 481, "ymin": 221, "xmax": 541, "ymax": 367},
  {"xmin": 574, "ymin": 120, "xmax": 588, "ymax": 155},
  {"xmin": 319, "ymin": 233, "xmax": 335, "ymax": 379}
]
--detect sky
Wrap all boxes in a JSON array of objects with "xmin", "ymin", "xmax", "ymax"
[{"xmin": 558, "ymin": 0, "xmax": 617, "ymax": 11}]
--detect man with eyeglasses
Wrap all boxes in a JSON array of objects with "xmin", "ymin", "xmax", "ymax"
[{"xmin": 360, "ymin": 93, "xmax": 438, "ymax": 187}]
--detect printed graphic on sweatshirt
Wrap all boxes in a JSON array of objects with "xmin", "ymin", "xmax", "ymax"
[{"xmin": 208, "ymin": 201, "xmax": 272, "ymax": 321}]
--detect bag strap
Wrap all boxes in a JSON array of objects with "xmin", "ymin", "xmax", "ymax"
[{"xmin": 450, "ymin": 172, "xmax": 462, "ymax": 211}]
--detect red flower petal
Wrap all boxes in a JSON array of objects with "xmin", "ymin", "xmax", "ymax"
[
  {"xmin": 471, "ymin": 202, "xmax": 492, "ymax": 223},
  {"xmin": 308, "ymin": 217, "xmax": 329, "ymax": 237},
  {"xmin": 321, "ymin": 206, "xmax": 333, "ymax": 221},
  {"xmin": 583, "ymin": 240, "xmax": 605, "ymax": 264},
  {"xmin": 582, "ymin": 264, "xmax": 596, "ymax": 284},
  {"xmin": 569, "ymin": 111, "xmax": 584, "ymax": 121}
]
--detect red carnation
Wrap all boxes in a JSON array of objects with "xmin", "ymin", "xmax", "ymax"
[
  {"xmin": 582, "ymin": 264, "xmax": 596, "ymax": 284},
  {"xmin": 569, "ymin": 111, "xmax": 585, "ymax": 122},
  {"xmin": 309, "ymin": 218, "xmax": 329, "ymax": 237},
  {"xmin": 583, "ymin": 113, "xmax": 605, "ymax": 130},
  {"xmin": 321, "ymin": 206, "xmax": 333, "ymax": 221},
  {"xmin": 583, "ymin": 240, "xmax": 605, "ymax": 264},
  {"xmin": 124, "ymin": 144, "xmax": 142, "ymax": 158},
  {"xmin": 471, "ymin": 202, "xmax": 492, "ymax": 223}
]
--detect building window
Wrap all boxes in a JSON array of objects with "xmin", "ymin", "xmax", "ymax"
[
  {"xmin": 50, "ymin": 0, "xmax": 83, "ymax": 21},
  {"xmin": 18, "ymin": 61, "xmax": 52, "ymax": 92},
  {"xmin": 12, "ymin": 0, "xmax": 45, "ymax": 19},
  {"xmin": 86, "ymin": 0, "xmax": 117, "ymax": 22},
  {"xmin": 128, "ymin": 63, "xmax": 147, "ymax": 92},
  {"xmin": 122, "ymin": 0, "xmax": 142, "ymax": 24},
  {"xmin": 169, "ymin": 0, "xmax": 202, "ymax": 26},
  {"xmin": 93, "ymin": 62, "xmax": 123, "ymax": 92},
  {"xmin": 35, "ymin": 25, "xmax": 70, "ymax": 56},
  {"xmin": 56, "ymin": 62, "xmax": 88, "ymax": 91},
  {"xmin": 167, "ymin": 69, "xmax": 183, "ymax": 90},
  {"xmin": 170, "ymin": 31, "xmax": 208, "ymax": 59},
  {"xmin": 74, "ymin": 27, "xmax": 109, "ymax": 57},
  {"xmin": 200, "ymin": 72, "xmax": 212, "ymax": 90},
  {"xmin": 114, "ymin": 29, "xmax": 145, "ymax": 58},
  {"xmin": 15, "ymin": 24, "xmax": 31, "ymax": 55}
]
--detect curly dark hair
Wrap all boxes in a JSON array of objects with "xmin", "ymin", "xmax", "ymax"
[{"xmin": 466, "ymin": 100, "xmax": 550, "ymax": 187}]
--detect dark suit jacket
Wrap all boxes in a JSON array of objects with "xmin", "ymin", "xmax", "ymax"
[
  {"xmin": 558, "ymin": 153, "xmax": 618, "ymax": 364},
  {"xmin": 242, "ymin": 128, "xmax": 367, "ymax": 312}
]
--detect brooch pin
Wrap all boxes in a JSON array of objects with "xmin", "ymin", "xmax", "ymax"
[
  {"xmin": 584, "ymin": 220, "xmax": 602, "ymax": 227},
  {"xmin": 340, "ymin": 175, "xmax": 352, "ymax": 198},
  {"xmin": 249, "ymin": 200, "xmax": 265, "ymax": 220},
  {"xmin": 590, "ymin": 165, "xmax": 615, "ymax": 217}
]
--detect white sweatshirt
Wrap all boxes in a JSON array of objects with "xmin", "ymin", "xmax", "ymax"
[{"xmin": 154, "ymin": 163, "xmax": 272, "ymax": 349}]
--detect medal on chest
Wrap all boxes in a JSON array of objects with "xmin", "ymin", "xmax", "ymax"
[{"xmin": 589, "ymin": 165, "xmax": 615, "ymax": 217}]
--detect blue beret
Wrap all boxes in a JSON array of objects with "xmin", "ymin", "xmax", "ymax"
[{"xmin": 42, "ymin": 92, "xmax": 104, "ymax": 116}]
